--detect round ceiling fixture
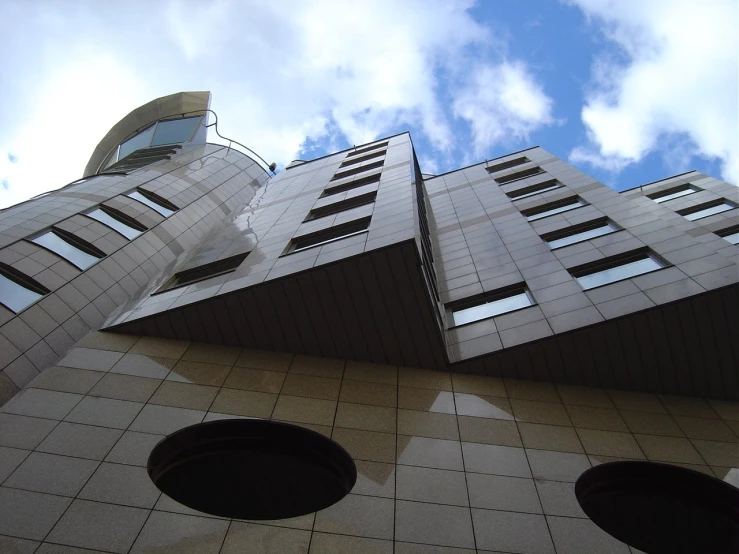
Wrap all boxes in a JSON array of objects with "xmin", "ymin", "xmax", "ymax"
[
  {"xmin": 575, "ymin": 461, "xmax": 739, "ymax": 554},
  {"xmin": 148, "ymin": 419, "xmax": 357, "ymax": 520}
]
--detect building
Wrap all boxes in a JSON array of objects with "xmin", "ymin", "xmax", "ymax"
[{"xmin": 0, "ymin": 91, "xmax": 737, "ymax": 553}]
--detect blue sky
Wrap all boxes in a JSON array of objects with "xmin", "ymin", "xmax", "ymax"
[{"xmin": 0, "ymin": 0, "xmax": 736, "ymax": 208}]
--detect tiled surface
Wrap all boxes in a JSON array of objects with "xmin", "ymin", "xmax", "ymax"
[{"xmin": 1, "ymin": 335, "xmax": 735, "ymax": 552}]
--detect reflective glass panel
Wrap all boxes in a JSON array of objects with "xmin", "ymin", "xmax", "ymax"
[
  {"xmin": 151, "ymin": 117, "xmax": 201, "ymax": 146},
  {"xmin": 576, "ymin": 256, "xmax": 662, "ymax": 290},
  {"xmin": 651, "ymin": 186, "xmax": 698, "ymax": 203},
  {"xmin": 86, "ymin": 208, "xmax": 142, "ymax": 240},
  {"xmin": 0, "ymin": 273, "xmax": 43, "ymax": 313},
  {"xmin": 118, "ymin": 125, "xmax": 155, "ymax": 161},
  {"xmin": 548, "ymin": 222, "xmax": 617, "ymax": 249},
  {"xmin": 32, "ymin": 232, "xmax": 100, "ymax": 270},
  {"xmin": 684, "ymin": 203, "xmax": 733, "ymax": 221},
  {"xmin": 527, "ymin": 199, "xmax": 585, "ymax": 221},
  {"xmin": 720, "ymin": 232, "xmax": 739, "ymax": 245},
  {"xmin": 127, "ymin": 191, "xmax": 174, "ymax": 217},
  {"xmin": 452, "ymin": 291, "xmax": 532, "ymax": 327}
]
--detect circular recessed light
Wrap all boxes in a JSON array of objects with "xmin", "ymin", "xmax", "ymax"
[
  {"xmin": 576, "ymin": 461, "xmax": 739, "ymax": 554},
  {"xmin": 148, "ymin": 419, "xmax": 357, "ymax": 520}
]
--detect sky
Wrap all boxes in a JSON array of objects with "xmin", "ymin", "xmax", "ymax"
[{"xmin": 0, "ymin": 0, "xmax": 736, "ymax": 209}]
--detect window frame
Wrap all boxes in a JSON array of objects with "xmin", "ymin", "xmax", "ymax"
[
  {"xmin": 330, "ymin": 160, "xmax": 384, "ymax": 182},
  {"xmin": 284, "ymin": 217, "xmax": 371, "ymax": 255},
  {"xmin": 126, "ymin": 188, "xmax": 179, "ymax": 217},
  {"xmin": 486, "ymin": 156, "xmax": 529, "ymax": 174},
  {"xmin": 647, "ymin": 184, "xmax": 701, "ymax": 203},
  {"xmin": 339, "ymin": 149, "xmax": 386, "ymax": 168},
  {"xmin": 506, "ymin": 179, "xmax": 563, "ymax": 201},
  {"xmin": 541, "ymin": 218, "xmax": 620, "ymax": 250},
  {"xmin": 569, "ymin": 248, "xmax": 667, "ymax": 290},
  {"xmin": 0, "ymin": 262, "xmax": 49, "ymax": 313},
  {"xmin": 154, "ymin": 252, "xmax": 249, "ymax": 295},
  {"xmin": 523, "ymin": 196, "xmax": 587, "ymax": 221},
  {"xmin": 85, "ymin": 206, "xmax": 147, "ymax": 240},
  {"xmin": 677, "ymin": 199, "xmax": 737, "ymax": 221},
  {"xmin": 494, "ymin": 167, "xmax": 545, "ymax": 185},
  {"xmin": 305, "ymin": 191, "xmax": 377, "ymax": 222},
  {"xmin": 29, "ymin": 228, "xmax": 106, "ymax": 270},
  {"xmin": 345, "ymin": 141, "xmax": 389, "ymax": 158},
  {"xmin": 321, "ymin": 172, "xmax": 381, "ymax": 197},
  {"xmin": 716, "ymin": 224, "xmax": 739, "ymax": 245},
  {"xmin": 447, "ymin": 284, "xmax": 535, "ymax": 328}
]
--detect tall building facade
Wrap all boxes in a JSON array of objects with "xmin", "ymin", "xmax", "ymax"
[{"xmin": 0, "ymin": 92, "xmax": 736, "ymax": 553}]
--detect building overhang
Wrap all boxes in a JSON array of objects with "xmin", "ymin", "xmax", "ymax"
[{"xmin": 84, "ymin": 91, "xmax": 211, "ymax": 177}]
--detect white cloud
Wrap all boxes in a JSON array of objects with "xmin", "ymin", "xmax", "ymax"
[
  {"xmin": 0, "ymin": 0, "xmax": 555, "ymax": 208},
  {"xmin": 452, "ymin": 62, "xmax": 556, "ymax": 157},
  {"xmin": 567, "ymin": 0, "xmax": 739, "ymax": 184}
]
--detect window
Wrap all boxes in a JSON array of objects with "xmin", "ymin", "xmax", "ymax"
[
  {"xmin": 507, "ymin": 179, "xmax": 563, "ymax": 200},
  {"xmin": 542, "ymin": 218, "xmax": 619, "ymax": 249},
  {"xmin": 0, "ymin": 263, "xmax": 49, "ymax": 313},
  {"xmin": 86, "ymin": 207, "xmax": 146, "ymax": 240},
  {"xmin": 31, "ymin": 229, "xmax": 104, "ymax": 270},
  {"xmin": 287, "ymin": 217, "xmax": 371, "ymax": 254},
  {"xmin": 339, "ymin": 149, "xmax": 386, "ymax": 168},
  {"xmin": 126, "ymin": 188, "xmax": 178, "ymax": 217},
  {"xmin": 716, "ymin": 225, "xmax": 739, "ymax": 245},
  {"xmin": 305, "ymin": 191, "xmax": 377, "ymax": 221},
  {"xmin": 647, "ymin": 184, "xmax": 700, "ymax": 203},
  {"xmin": 346, "ymin": 141, "xmax": 389, "ymax": 157},
  {"xmin": 571, "ymin": 249, "xmax": 665, "ymax": 290},
  {"xmin": 322, "ymin": 172, "xmax": 381, "ymax": 197},
  {"xmin": 486, "ymin": 156, "xmax": 529, "ymax": 174},
  {"xmin": 151, "ymin": 117, "xmax": 202, "ymax": 146},
  {"xmin": 118, "ymin": 124, "xmax": 156, "ymax": 162},
  {"xmin": 495, "ymin": 167, "xmax": 545, "ymax": 184},
  {"xmin": 331, "ymin": 160, "xmax": 384, "ymax": 181},
  {"xmin": 523, "ymin": 197, "xmax": 586, "ymax": 221},
  {"xmin": 450, "ymin": 286, "xmax": 533, "ymax": 327},
  {"xmin": 678, "ymin": 200, "xmax": 736, "ymax": 221},
  {"xmin": 157, "ymin": 252, "xmax": 249, "ymax": 293}
]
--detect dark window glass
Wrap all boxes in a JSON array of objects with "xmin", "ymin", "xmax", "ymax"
[
  {"xmin": 126, "ymin": 189, "xmax": 177, "ymax": 217},
  {"xmin": 0, "ymin": 264, "xmax": 47, "ymax": 313},
  {"xmin": 571, "ymin": 250, "xmax": 665, "ymax": 290},
  {"xmin": 306, "ymin": 191, "xmax": 377, "ymax": 221},
  {"xmin": 647, "ymin": 184, "xmax": 700, "ymax": 203},
  {"xmin": 86, "ymin": 208, "xmax": 143, "ymax": 240},
  {"xmin": 151, "ymin": 117, "xmax": 202, "ymax": 146},
  {"xmin": 290, "ymin": 218, "xmax": 371, "ymax": 253},
  {"xmin": 486, "ymin": 157, "xmax": 529, "ymax": 173},
  {"xmin": 31, "ymin": 230, "xmax": 102, "ymax": 270},
  {"xmin": 495, "ymin": 167, "xmax": 545, "ymax": 184},
  {"xmin": 451, "ymin": 289, "xmax": 533, "ymax": 327}
]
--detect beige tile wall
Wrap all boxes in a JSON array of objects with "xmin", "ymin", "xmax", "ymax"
[{"xmin": 0, "ymin": 332, "xmax": 736, "ymax": 553}]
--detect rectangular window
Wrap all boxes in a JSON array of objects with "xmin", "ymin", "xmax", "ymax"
[
  {"xmin": 346, "ymin": 141, "xmax": 389, "ymax": 157},
  {"xmin": 339, "ymin": 149, "xmax": 386, "ymax": 168},
  {"xmin": 305, "ymin": 191, "xmax": 377, "ymax": 221},
  {"xmin": 716, "ymin": 225, "xmax": 739, "ymax": 245},
  {"xmin": 322, "ymin": 172, "xmax": 381, "ymax": 197},
  {"xmin": 648, "ymin": 184, "xmax": 700, "ymax": 203},
  {"xmin": 678, "ymin": 200, "xmax": 736, "ymax": 221},
  {"xmin": 523, "ymin": 197, "xmax": 586, "ymax": 221},
  {"xmin": 571, "ymin": 249, "xmax": 665, "ymax": 290},
  {"xmin": 542, "ymin": 218, "xmax": 619, "ymax": 249},
  {"xmin": 331, "ymin": 160, "xmax": 384, "ymax": 181},
  {"xmin": 158, "ymin": 252, "xmax": 249, "ymax": 293},
  {"xmin": 126, "ymin": 188, "xmax": 178, "ymax": 217},
  {"xmin": 507, "ymin": 179, "xmax": 563, "ymax": 200},
  {"xmin": 0, "ymin": 263, "xmax": 48, "ymax": 313},
  {"xmin": 486, "ymin": 157, "xmax": 529, "ymax": 174},
  {"xmin": 31, "ymin": 229, "xmax": 104, "ymax": 270},
  {"xmin": 450, "ymin": 286, "xmax": 533, "ymax": 327},
  {"xmin": 495, "ymin": 167, "xmax": 545, "ymax": 184},
  {"xmin": 288, "ymin": 217, "xmax": 371, "ymax": 254},
  {"xmin": 86, "ymin": 207, "xmax": 146, "ymax": 240}
]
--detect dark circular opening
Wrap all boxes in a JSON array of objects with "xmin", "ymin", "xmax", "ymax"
[
  {"xmin": 147, "ymin": 419, "xmax": 357, "ymax": 520},
  {"xmin": 575, "ymin": 461, "xmax": 739, "ymax": 554}
]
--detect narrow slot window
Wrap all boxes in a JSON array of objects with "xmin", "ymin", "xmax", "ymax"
[
  {"xmin": 159, "ymin": 252, "xmax": 249, "ymax": 293},
  {"xmin": 289, "ymin": 218, "xmax": 371, "ymax": 254},
  {"xmin": 322, "ymin": 173, "xmax": 381, "ymax": 197},
  {"xmin": 346, "ymin": 141, "xmax": 389, "ymax": 157},
  {"xmin": 86, "ymin": 207, "xmax": 146, "ymax": 240},
  {"xmin": 127, "ymin": 189, "xmax": 178, "ymax": 217},
  {"xmin": 486, "ymin": 157, "xmax": 529, "ymax": 174},
  {"xmin": 450, "ymin": 288, "xmax": 533, "ymax": 327},
  {"xmin": 31, "ymin": 230, "xmax": 103, "ymax": 270},
  {"xmin": 678, "ymin": 200, "xmax": 736, "ymax": 221},
  {"xmin": 339, "ymin": 149, "xmax": 386, "ymax": 168},
  {"xmin": 306, "ymin": 191, "xmax": 377, "ymax": 221},
  {"xmin": 524, "ymin": 197, "xmax": 586, "ymax": 221},
  {"xmin": 543, "ymin": 219, "xmax": 619, "ymax": 249},
  {"xmin": 331, "ymin": 160, "xmax": 384, "ymax": 181},
  {"xmin": 0, "ymin": 263, "xmax": 49, "ymax": 313},
  {"xmin": 648, "ymin": 184, "xmax": 700, "ymax": 203},
  {"xmin": 507, "ymin": 180, "xmax": 563, "ymax": 200},
  {"xmin": 495, "ymin": 167, "xmax": 545, "ymax": 184},
  {"xmin": 716, "ymin": 225, "xmax": 739, "ymax": 245},
  {"xmin": 572, "ymin": 250, "xmax": 665, "ymax": 290}
]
